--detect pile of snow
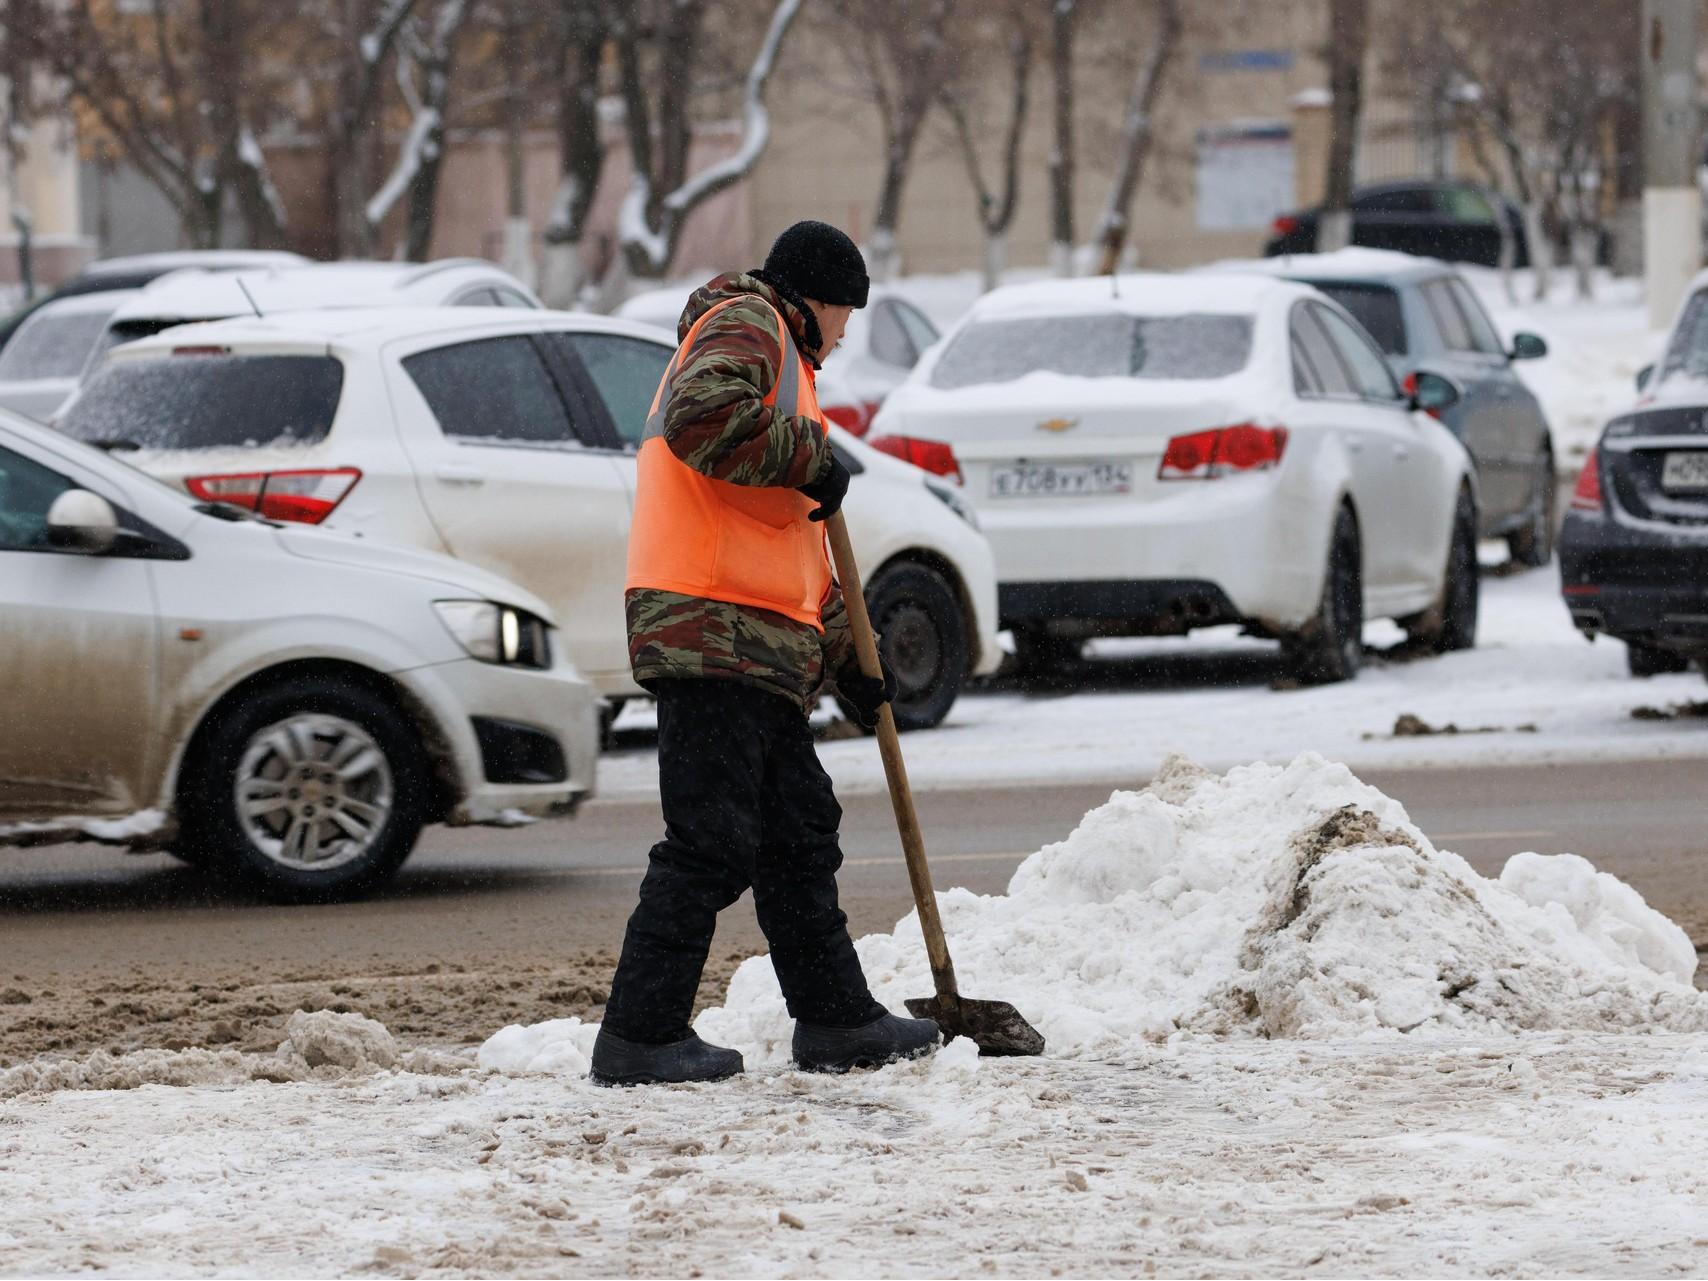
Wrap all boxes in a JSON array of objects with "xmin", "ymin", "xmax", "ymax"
[
  {"xmin": 284, "ymin": 1009, "xmax": 397, "ymax": 1070},
  {"xmin": 477, "ymin": 1016, "xmax": 597, "ymax": 1076},
  {"xmin": 693, "ymin": 754, "xmax": 1705, "ymax": 1063}
]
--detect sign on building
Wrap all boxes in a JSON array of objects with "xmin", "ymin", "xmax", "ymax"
[{"xmin": 1196, "ymin": 123, "xmax": 1295, "ymax": 232}]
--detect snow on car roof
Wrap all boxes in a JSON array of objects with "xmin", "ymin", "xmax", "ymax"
[
  {"xmin": 967, "ymin": 271, "xmax": 1313, "ymax": 322},
  {"xmin": 79, "ymin": 249, "xmax": 308, "ymax": 278},
  {"xmin": 110, "ymin": 259, "xmax": 536, "ymax": 323},
  {"xmin": 107, "ymin": 306, "xmax": 669, "ymax": 356},
  {"xmin": 1202, "ymin": 247, "xmax": 1450, "ymax": 283},
  {"xmin": 21, "ymin": 287, "xmax": 137, "ymax": 316}
]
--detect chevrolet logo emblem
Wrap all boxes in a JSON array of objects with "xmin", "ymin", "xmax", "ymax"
[{"xmin": 1037, "ymin": 417, "xmax": 1078, "ymax": 433}]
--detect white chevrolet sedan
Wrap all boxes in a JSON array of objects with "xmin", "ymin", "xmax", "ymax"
[
  {"xmin": 0, "ymin": 413, "xmax": 599, "ymax": 900},
  {"xmin": 866, "ymin": 273, "xmax": 1480, "ymax": 683},
  {"xmin": 58, "ymin": 308, "xmax": 1000, "ymax": 730}
]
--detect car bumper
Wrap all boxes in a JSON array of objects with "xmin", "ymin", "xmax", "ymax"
[
  {"xmin": 394, "ymin": 653, "xmax": 600, "ymax": 825},
  {"xmin": 981, "ymin": 477, "xmax": 1322, "ymax": 631},
  {"xmin": 1558, "ymin": 510, "xmax": 1708, "ymax": 653}
]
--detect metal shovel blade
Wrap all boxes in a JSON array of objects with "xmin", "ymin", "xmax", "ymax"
[{"xmin": 906, "ymin": 993, "xmax": 1046, "ymax": 1057}]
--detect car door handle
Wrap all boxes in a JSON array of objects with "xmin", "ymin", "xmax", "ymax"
[
  {"xmin": 1393, "ymin": 444, "xmax": 1412, "ymax": 461},
  {"xmin": 1346, "ymin": 438, "xmax": 1364, "ymax": 454},
  {"xmin": 435, "ymin": 464, "xmax": 486, "ymax": 486}
]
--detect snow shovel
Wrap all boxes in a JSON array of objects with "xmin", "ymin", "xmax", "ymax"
[{"xmin": 826, "ymin": 513, "xmax": 1045, "ymax": 1057}]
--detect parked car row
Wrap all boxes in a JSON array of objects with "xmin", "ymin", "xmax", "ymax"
[{"xmin": 5, "ymin": 242, "xmax": 1619, "ymax": 904}]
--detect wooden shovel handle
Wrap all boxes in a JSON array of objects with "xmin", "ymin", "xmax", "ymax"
[{"xmin": 826, "ymin": 512, "xmax": 959, "ymax": 1002}]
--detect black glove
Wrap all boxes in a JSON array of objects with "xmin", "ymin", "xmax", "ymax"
[
  {"xmin": 837, "ymin": 657, "xmax": 897, "ymax": 729},
  {"xmin": 798, "ymin": 454, "xmax": 851, "ymax": 523}
]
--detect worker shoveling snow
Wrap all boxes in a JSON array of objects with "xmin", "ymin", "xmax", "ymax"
[
  {"xmin": 487, "ymin": 752, "xmax": 1704, "ymax": 1074},
  {"xmin": 7, "ymin": 754, "xmax": 1708, "ymax": 1278}
]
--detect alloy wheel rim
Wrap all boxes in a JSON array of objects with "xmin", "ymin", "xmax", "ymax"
[
  {"xmin": 880, "ymin": 601, "xmax": 942, "ymax": 699},
  {"xmin": 234, "ymin": 714, "xmax": 394, "ymax": 872}
]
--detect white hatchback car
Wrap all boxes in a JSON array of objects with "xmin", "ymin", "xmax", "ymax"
[
  {"xmin": 58, "ymin": 308, "xmax": 1001, "ymax": 729},
  {"xmin": 617, "ymin": 283, "xmax": 941, "ymax": 436},
  {"xmin": 0, "ymin": 289, "xmax": 133, "ymax": 422},
  {"xmin": 0, "ymin": 412, "xmax": 599, "ymax": 901},
  {"xmin": 867, "ymin": 273, "xmax": 1480, "ymax": 683}
]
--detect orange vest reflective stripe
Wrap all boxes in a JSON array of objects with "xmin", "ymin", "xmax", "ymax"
[{"xmin": 625, "ymin": 297, "xmax": 833, "ymax": 631}]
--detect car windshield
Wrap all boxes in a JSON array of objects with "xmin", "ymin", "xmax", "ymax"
[
  {"xmin": 58, "ymin": 353, "xmax": 344, "ymax": 451},
  {"xmin": 0, "ymin": 306, "xmax": 117, "ymax": 381},
  {"xmin": 929, "ymin": 313, "xmax": 1253, "ymax": 389},
  {"xmin": 1305, "ymin": 283, "xmax": 1407, "ymax": 355}
]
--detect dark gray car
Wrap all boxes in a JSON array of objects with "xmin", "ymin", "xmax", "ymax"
[{"xmin": 1255, "ymin": 255, "xmax": 1556, "ymax": 565}]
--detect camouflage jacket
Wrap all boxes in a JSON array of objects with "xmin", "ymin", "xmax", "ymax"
[{"xmin": 626, "ymin": 272, "xmax": 855, "ymax": 711}]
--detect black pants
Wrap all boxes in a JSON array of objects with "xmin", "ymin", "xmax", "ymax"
[{"xmin": 602, "ymin": 680, "xmax": 882, "ymax": 1043}]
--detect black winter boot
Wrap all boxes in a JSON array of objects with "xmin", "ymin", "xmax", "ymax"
[
  {"xmin": 589, "ymin": 1028, "xmax": 744, "ymax": 1087},
  {"xmin": 792, "ymin": 1010, "xmax": 942, "ymax": 1073}
]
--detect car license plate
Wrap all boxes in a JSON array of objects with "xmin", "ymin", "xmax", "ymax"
[
  {"xmin": 1660, "ymin": 450, "xmax": 1708, "ymax": 492},
  {"xmin": 989, "ymin": 460, "xmax": 1132, "ymax": 498}
]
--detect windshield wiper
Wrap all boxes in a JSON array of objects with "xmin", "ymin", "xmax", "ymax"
[{"xmin": 87, "ymin": 437, "xmax": 143, "ymax": 452}]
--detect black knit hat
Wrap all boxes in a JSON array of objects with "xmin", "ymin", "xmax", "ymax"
[{"xmin": 761, "ymin": 220, "xmax": 870, "ymax": 308}]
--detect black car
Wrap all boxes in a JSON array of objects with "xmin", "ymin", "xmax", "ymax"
[
  {"xmin": 1266, "ymin": 181, "xmax": 1530, "ymax": 268},
  {"xmin": 1559, "ymin": 409, "xmax": 1708, "ymax": 678}
]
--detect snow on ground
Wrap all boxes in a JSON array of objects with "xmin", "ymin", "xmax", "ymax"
[
  {"xmin": 602, "ymin": 559, "xmax": 1708, "ymax": 801},
  {"xmin": 4, "ymin": 757, "xmax": 1707, "ymax": 1277}
]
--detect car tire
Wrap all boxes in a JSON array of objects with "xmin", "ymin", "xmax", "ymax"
[
  {"xmin": 178, "ymin": 676, "xmax": 428, "ymax": 902},
  {"xmin": 598, "ymin": 698, "xmax": 627, "ymax": 748},
  {"xmin": 836, "ymin": 561, "xmax": 968, "ymax": 732},
  {"xmin": 1010, "ymin": 627, "xmax": 1084, "ymax": 688},
  {"xmin": 1507, "ymin": 451, "xmax": 1556, "ymax": 568},
  {"xmin": 1284, "ymin": 506, "xmax": 1363, "ymax": 684},
  {"xmin": 1409, "ymin": 488, "xmax": 1480, "ymax": 654},
  {"xmin": 1626, "ymin": 641, "xmax": 1690, "ymax": 678}
]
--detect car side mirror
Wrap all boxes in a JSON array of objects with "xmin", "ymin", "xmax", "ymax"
[
  {"xmin": 1404, "ymin": 370, "xmax": 1460, "ymax": 418},
  {"xmin": 46, "ymin": 489, "xmax": 120, "ymax": 555},
  {"xmin": 1636, "ymin": 362, "xmax": 1654, "ymax": 392},
  {"xmin": 1509, "ymin": 331, "xmax": 1548, "ymax": 361}
]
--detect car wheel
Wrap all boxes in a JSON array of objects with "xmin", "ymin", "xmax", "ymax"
[
  {"xmin": 1507, "ymin": 452, "xmax": 1556, "ymax": 568},
  {"xmin": 1626, "ymin": 641, "xmax": 1690, "ymax": 677},
  {"xmin": 598, "ymin": 698, "xmax": 627, "ymax": 748},
  {"xmin": 836, "ymin": 562, "xmax": 968, "ymax": 731},
  {"xmin": 1284, "ymin": 506, "xmax": 1363, "ymax": 684},
  {"xmin": 1409, "ymin": 488, "xmax": 1481, "ymax": 654},
  {"xmin": 179, "ymin": 676, "xmax": 428, "ymax": 902}
]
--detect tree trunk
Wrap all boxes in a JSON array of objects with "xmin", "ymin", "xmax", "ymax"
[
  {"xmin": 498, "ymin": 0, "xmax": 533, "ymax": 285},
  {"xmin": 539, "ymin": 0, "xmax": 605, "ymax": 307},
  {"xmin": 982, "ymin": 229, "xmax": 1007, "ymax": 293},
  {"xmin": 1092, "ymin": 0, "xmax": 1181, "ymax": 275},
  {"xmin": 1048, "ymin": 0, "xmax": 1076, "ymax": 276},
  {"xmin": 1522, "ymin": 200, "xmax": 1553, "ymax": 300},
  {"xmin": 1319, "ymin": 0, "xmax": 1368, "ymax": 251},
  {"xmin": 618, "ymin": 0, "xmax": 802, "ymax": 281}
]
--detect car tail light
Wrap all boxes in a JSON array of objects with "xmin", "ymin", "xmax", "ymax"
[
  {"xmin": 185, "ymin": 467, "xmax": 362, "ymax": 524},
  {"xmin": 1569, "ymin": 448, "xmax": 1603, "ymax": 513},
  {"xmin": 1158, "ymin": 425, "xmax": 1287, "ymax": 480},
  {"xmin": 820, "ymin": 403, "xmax": 868, "ymax": 434},
  {"xmin": 1271, "ymin": 215, "xmax": 1299, "ymax": 237},
  {"xmin": 867, "ymin": 433, "xmax": 962, "ymax": 482},
  {"xmin": 820, "ymin": 400, "xmax": 884, "ymax": 437}
]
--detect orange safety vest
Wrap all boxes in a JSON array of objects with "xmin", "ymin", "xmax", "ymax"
[{"xmin": 625, "ymin": 297, "xmax": 834, "ymax": 631}]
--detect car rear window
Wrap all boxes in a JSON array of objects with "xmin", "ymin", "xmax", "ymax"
[
  {"xmin": 58, "ymin": 354, "xmax": 344, "ymax": 450},
  {"xmin": 1305, "ymin": 283, "xmax": 1406, "ymax": 355},
  {"xmin": 1658, "ymin": 289, "xmax": 1708, "ymax": 384},
  {"xmin": 0, "ymin": 307, "xmax": 116, "ymax": 381},
  {"xmin": 929, "ymin": 313, "xmax": 1253, "ymax": 389}
]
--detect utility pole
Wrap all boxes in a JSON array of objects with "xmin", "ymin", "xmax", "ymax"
[{"xmin": 1642, "ymin": 0, "xmax": 1700, "ymax": 329}]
